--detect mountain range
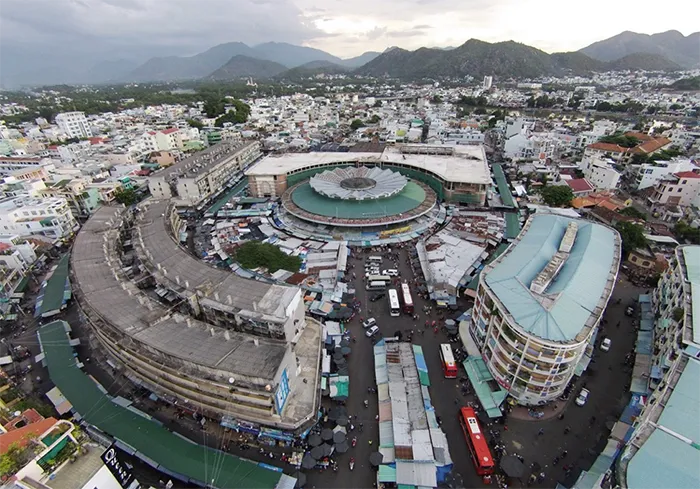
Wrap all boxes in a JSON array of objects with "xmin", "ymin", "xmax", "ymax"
[{"xmin": 0, "ymin": 30, "xmax": 696, "ymax": 87}]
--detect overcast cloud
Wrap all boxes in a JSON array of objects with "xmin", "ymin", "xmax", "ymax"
[{"xmin": 0, "ymin": 0, "xmax": 697, "ymax": 59}]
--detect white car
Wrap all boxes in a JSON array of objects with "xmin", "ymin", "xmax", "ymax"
[
  {"xmin": 600, "ymin": 338, "xmax": 611, "ymax": 352},
  {"xmin": 365, "ymin": 325, "xmax": 380, "ymax": 337},
  {"xmin": 382, "ymin": 269, "xmax": 399, "ymax": 277},
  {"xmin": 575, "ymin": 388, "xmax": 590, "ymax": 406},
  {"xmin": 362, "ymin": 318, "xmax": 377, "ymax": 329}
]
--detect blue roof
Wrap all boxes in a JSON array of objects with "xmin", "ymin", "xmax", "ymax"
[
  {"xmin": 627, "ymin": 358, "xmax": 700, "ymax": 489},
  {"xmin": 484, "ymin": 214, "xmax": 618, "ymax": 342}
]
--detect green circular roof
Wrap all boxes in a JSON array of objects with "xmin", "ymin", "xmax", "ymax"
[{"xmin": 291, "ymin": 181, "xmax": 426, "ymax": 219}]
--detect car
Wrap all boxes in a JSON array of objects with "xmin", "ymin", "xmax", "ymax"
[
  {"xmin": 362, "ymin": 318, "xmax": 377, "ymax": 329},
  {"xmin": 600, "ymin": 338, "xmax": 611, "ymax": 352},
  {"xmin": 369, "ymin": 292, "xmax": 385, "ymax": 302},
  {"xmin": 382, "ymin": 269, "xmax": 399, "ymax": 277},
  {"xmin": 575, "ymin": 388, "xmax": 590, "ymax": 406},
  {"xmin": 365, "ymin": 325, "xmax": 380, "ymax": 337}
]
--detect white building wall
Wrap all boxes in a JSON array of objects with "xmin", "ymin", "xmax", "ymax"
[{"xmin": 635, "ymin": 159, "xmax": 697, "ymax": 190}]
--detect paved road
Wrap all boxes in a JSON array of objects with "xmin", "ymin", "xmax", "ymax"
[{"xmin": 307, "ymin": 248, "xmax": 643, "ymax": 489}]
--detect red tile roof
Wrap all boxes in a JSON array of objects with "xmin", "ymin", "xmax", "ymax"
[
  {"xmin": 629, "ymin": 137, "xmax": 671, "ymax": 155},
  {"xmin": 674, "ymin": 171, "xmax": 700, "ymax": 179},
  {"xmin": 566, "ymin": 178, "xmax": 595, "ymax": 193},
  {"xmin": 624, "ymin": 131, "xmax": 654, "ymax": 142},
  {"xmin": 161, "ymin": 128, "xmax": 178, "ymax": 134},
  {"xmin": 587, "ymin": 142, "xmax": 627, "ymax": 153},
  {"xmin": 0, "ymin": 418, "xmax": 57, "ymax": 454}
]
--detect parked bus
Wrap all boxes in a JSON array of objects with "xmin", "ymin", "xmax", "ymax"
[
  {"xmin": 400, "ymin": 283, "xmax": 414, "ymax": 315},
  {"xmin": 367, "ymin": 256, "xmax": 383, "ymax": 263},
  {"xmin": 439, "ymin": 343, "xmax": 458, "ymax": 378},
  {"xmin": 366, "ymin": 275, "xmax": 391, "ymax": 284},
  {"xmin": 459, "ymin": 407, "xmax": 495, "ymax": 476},
  {"xmin": 388, "ymin": 288, "xmax": 401, "ymax": 317},
  {"xmin": 366, "ymin": 281, "xmax": 387, "ymax": 291}
]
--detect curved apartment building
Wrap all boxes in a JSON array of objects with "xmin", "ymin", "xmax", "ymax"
[
  {"xmin": 470, "ymin": 214, "xmax": 621, "ymax": 405},
  {"xmin": 71, "ymin": 204, "xmax": 321, "ymax": 432}
]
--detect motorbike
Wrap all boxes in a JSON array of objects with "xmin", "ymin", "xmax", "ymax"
[
  {"xmin": 349, "ymin": 458, "xmax": 355, "ymax": 471},
  {"xmin": 352, "ymin": 437, "xmax": 357, "ymax": 447}
]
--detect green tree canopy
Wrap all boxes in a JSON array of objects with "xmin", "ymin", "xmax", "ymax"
[
  {"xmin": 540, "ymin": 185, "xmax": 574, "ymax": 207},
  {"xmin": 615, "ymin": 221, "xmax": 648, "ymax": 255},
  {"xmin": 234, "ymin": 241, "xmax": 301, "ymax": 273},
  {"xmin": 213, "ymin": 100, "xmax": 251, "ymax": 127},
  {"xmin": 187, "ymin": 118, "xmax": 204, "ymax": 130},
  {"xmin": 599, "ymin": 133, "xmax": 640, "ymax": 148},
  {"xmin": 368, "ymin": 114, "xmax": 381, "ymax": 124},
  {"xmin": 619, "ymin": 206, "xmax": 647, "ymax": 221},
  {"xmin": 673, "ymin": 221, "xmax": 700, "ymax": 244},
  {"xmin": 113, "ymin": 187, "xmax": 139, "ymax": 206},
  {"xmin": 0, "ymin": 443, "xmax": 25, "ymax": 477},
  {"xmin": 350, "ymin": 119, "xmax": 365, "ymax": 130}
]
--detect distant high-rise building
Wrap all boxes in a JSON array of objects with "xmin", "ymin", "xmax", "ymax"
[
  {"xmin": 55, "ymin": 111, "xmax": 92, "ymax": 139},
  {"xmin": 483, "ymin": 76, "xmax": 493, "ymax": 90}
]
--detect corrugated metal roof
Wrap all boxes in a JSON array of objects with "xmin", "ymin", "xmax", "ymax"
[
  {"xmin": 396, "ymin": 461, "xmax": 437, "ymax": 487},
  {"xmin": 379, "ymin": 446, "xmax": 396, "ymax": 465},
  {"xmin": 485, "ymin": 214, "xmax": 618, "ymax": 342},
  {"xmin": 411, "ymin": 429, "xmax": 434, "ymax": 462},
  {"xmin": 379, "ymin": 402, "xmax": 393, "ymax": 422},
  {"xmin": 379, "ymin": 420, "xmax": 395, "ymax": 447},
  {"xmin": 626, "ymin": 358, "xmax": 700, "ymax": 489}
]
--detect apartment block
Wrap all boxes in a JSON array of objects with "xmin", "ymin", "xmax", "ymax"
[
  {"xmin": 55, "ymin": 112, "xmax": 93, "ymax": 139},
  {"xmin": 0, "ymin": 195, "xmax": 78, "ymax": 240}
]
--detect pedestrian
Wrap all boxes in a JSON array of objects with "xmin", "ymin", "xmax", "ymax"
[
  {"xmin": 562, "ymin": 450, "xmax": 568, "ymax": 458},
  {"xmin": 564, "ymin": 426, "xmax": 570, "ymax": 435},
  {"xmin": 538, "ymin": 428, "xmax": 544, "ymax": 436},
  {"xmin": 504, "ymin": 425, "xmax": 508, "ymax": 431},
  {"xmin": 558, "ymin": 413, "xmax": 564, "ymax": 420}
]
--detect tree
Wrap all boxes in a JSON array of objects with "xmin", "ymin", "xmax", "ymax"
[
  {"xmin": 214, "ymin": 99, "xmax": 251, "ymax": 127},
  {"xmin": 113, "ymin": 187, "xmax": 139, "ymax": 206},
  {"xmin": 615, "ymin": 221, "xmax": 648, "ymax": 255},
  {"xmin": 620, "ymin": 206, "xmax": 647, "ymax": 221},
  {"xmin": 0, "ymin": 443, "xmax": 25, "ymax": 476},
  {"xmin": 187, "ymin": 118, "xmax": 204, "ymax": 130},
  {"xmin": 234, "ymin": 241, "xmax": 302, "ymax": 273},
  {"xmin": 203, "ymin": 99, "xmax": 226, "ymax": 118},
  {"xmin": 369, "ymin": 114, "xmax": 381, "ymax": 124},
  {"xmin": 373, "ymin": 100, "xmax": 382, "ymax": 108},
  {"xmin": 431, "ymin": 95, "xmax": 442, "ymax": 103},
  {"xmin": 540, "ymin": 185, "xmax": 574, "ymax": 207},
  {"xmin": 673, "ymin": 220, "xmax": 700, "ymax": 244},
  {"xmin": 350, "ymin": 119, "xmax": 365, "ymax": 131}
]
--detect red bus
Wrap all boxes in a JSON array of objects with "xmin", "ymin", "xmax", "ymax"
[
  {"xmin": 439, "ymin": 343, "xmax": 458, "ymax": 378},
  {"xmin": 459, "ymin": 407, "xmax": 495, "ymax": 476},
  {"xmin": 400, "ymin": 283, "xmax": 414, "ymax": 315}
]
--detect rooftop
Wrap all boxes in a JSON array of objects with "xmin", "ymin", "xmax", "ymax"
[
  {"xmin": 154, "ymin": 140, "xmax": 256, "ymax": 180},
  {"xmin": 247, "ymin": 144, "xmax": 491, "ymax": 185},
  {"xmin": 484, "ymin": 214, "xmax": 620, "ymax": 343},
  {"xmin": 566, "ymin": 178, "xmax": 595, "ymax": 193},
  {"xmin": 134, "ymin": 199, "xmax": 299, "ymax": 321},
  {"xmin": 71, "ymin": 206, "xmax": 288, "ymax": 381},
  {"xmin": 626, "ymin": 357, "xmax": 700, "ymax": 489}
]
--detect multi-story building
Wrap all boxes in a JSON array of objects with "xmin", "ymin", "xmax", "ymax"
[
  {"xmin": 0, "ymin": 156, "xmax": 51, "ymax": 177},
  {"xmin": 71, "ymin": 204, "xmax": 321, "ymax": 432},
  {"xmin": 470, "ymin": 214, "xmax": 621, "ymax": 405},
  {"xmin": 0, "ymin": 195, "xmax": 78, "ymax": 240},
  {"xmin": 580, "ymin": 154, "xmax": 621, "ymax": 190},
  {"xmin": 635, "ymin": 158, "xmax": 698, "ymax": 190},
  {"xmin": 148, "ymin": 140, "xmax": 261, "ymax": 205},
  {"xmin": 38, "ymin": 178, "xmax": 101, "ymax": 218},
  {"xmin": 0, "ymin": 235, "xmax": 38, "ymax": 273},
  {"xmin": 55, "ymin": 112, "xmax": 93, "ymax": 139},
  {"xmin": 648, "ymin": 171, "xmax": 700, "ymax": 208}
]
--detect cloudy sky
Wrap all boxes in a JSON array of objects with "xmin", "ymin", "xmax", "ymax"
[{"xmin": 1, "ymin": 0, "xmax": 697, "ymax": 59}]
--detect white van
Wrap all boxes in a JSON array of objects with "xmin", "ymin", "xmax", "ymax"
[
  {"xmin": 368, "ymin": 256, "xmax": 383, "ymax": 263},
  {"xmin": 383, "ymin": 269, "xmax": 399, "ymax": 277}
]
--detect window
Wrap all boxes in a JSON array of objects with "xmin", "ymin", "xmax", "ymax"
[
  {"xmin": 642, "ymin": 261, "xmax": 650, "ymax": 266},
  {"xmin": 678, "ymin": 188, "xmax": 682, "ymax": 192},
  {"xmin": 682, "ymin": 180, "xmax": 687, "ymax": 184}
]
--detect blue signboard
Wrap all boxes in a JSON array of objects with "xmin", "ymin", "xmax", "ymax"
[{"xmin": 275, "ymin": 369, "xmax": 290, "ymax": 413}]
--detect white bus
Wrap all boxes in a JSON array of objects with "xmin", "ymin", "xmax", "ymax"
[
  {"xmin": 366, "ymin": 281, "xmax": 387, "ymax": 291},
  {"xmin": 368, "ymin": 256, "xmax": 383, "ymax": 263},
  {"xmin": 388, "ymin": 288, "xmax": 401, "ymax": 317},
  {"xmin": 366, "ymin": 275, "xmax": 391, "ymax": 283}
]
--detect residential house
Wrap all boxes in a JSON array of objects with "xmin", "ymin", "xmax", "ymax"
[
  {"xmin": 633, "ymin": 158, "xmax": 698, "ymax": 190},
  {"xmin": 580, "ymin": 154, "xmax": 621, "ymax": 190},
  {"xmin": 565, "ymin": 178, "xmax": 595, "ymax": 197},
  {"xmin": 648, "ymin": 171, "xmax": 700, "ymax": 208}
]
